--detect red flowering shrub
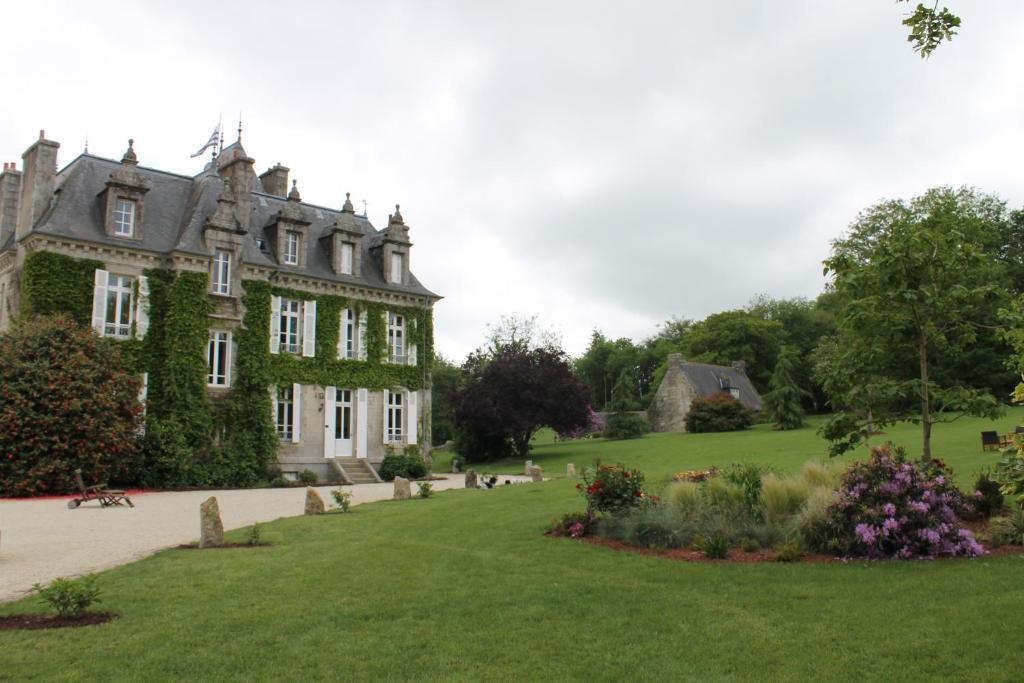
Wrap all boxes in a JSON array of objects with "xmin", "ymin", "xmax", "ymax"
[
  {"xmin": 578, "ymin": 464, "xmax": 647, "ymax": 514},
  {"xmin": 685, "ymin": 392, "xmax": 753, "ymax": 433},
  {"xmin": 0, "ymin": 315, "xmax": 142, "ymax": 496}
]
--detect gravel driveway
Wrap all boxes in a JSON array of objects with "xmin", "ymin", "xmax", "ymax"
[{"xmin": 0, "ymin": 475, "xmax": 529, "ymax": 605}]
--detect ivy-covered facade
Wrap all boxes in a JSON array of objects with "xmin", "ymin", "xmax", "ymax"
[{"xmin": 0, "ymin": 132, "xmax": 439, "ymax": 484}]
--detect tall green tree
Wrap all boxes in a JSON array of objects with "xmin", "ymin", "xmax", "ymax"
[
  {"xmin": 819, "ymin": 187, "xmax": 1007, "ymax": 458},
  {"xmin": 430, "ymin": 354, "xmax": 461, "ymax": 446},
  {"xmin": 608, "ymin": 368, "xmax": 641, "ymax": 412},
  {"xmin": 762, "ymin": 347, "xmax": 807, "ymax": 430}
]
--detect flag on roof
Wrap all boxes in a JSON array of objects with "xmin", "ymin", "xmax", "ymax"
[{"xmin": 190, "ymin": 124, "xmax": 220, "ymax": 158}]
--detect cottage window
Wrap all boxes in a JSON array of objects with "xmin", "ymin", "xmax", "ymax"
[
  {"xmin": 283, "ymin": 231, "xmax": 300, "ymax": 265},
  {"xmin": 104, "ymin": 273, "xmax": 134, "ymax": 338},
  {"xmin": 211, "ymin": 250, "xmax": 231, "ymax": 295},
  {"xmin": 276, "ymin": 385, "xmax": 294, "ymax": 441},
  {"xmin": 341, "ymin": 242, "xmax": 354, "ymax": 275},
  {"xmin": 388, "ymin": 312, "xmax": 405, "ymax": 364},
  {"xmin": 389, "ymin": 252, "xmax": 403, "ymax": 284},
  {"xmin": 385, "ymin": 390, "xmax": 403, "ymax": 443},
  {"xmin": 729, "ymin": 387, "xmax": 740, "ymax": 400},
  {"xmin": 279, "ymin": 298, "xmax": 302, "ymax": 353},
  {"xmin": 207, "ymin": 330, "xmax": 231, "ymax": 386},
  {"xmin": 336, "ymin": 389, "xmax": 353, "ymax": 440},
  {"xmin": 113, "ymin": 198, "xmax": 136, "ymax": 237}
]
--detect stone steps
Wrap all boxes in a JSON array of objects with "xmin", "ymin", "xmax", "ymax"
[{"xmin": 333, "ymin": 458, "xmax": 381, "ymax": 485}]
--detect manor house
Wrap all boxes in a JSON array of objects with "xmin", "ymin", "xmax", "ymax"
[{"xmin": 0, "ymin": 130, "xmax": 440, "ymax": 483}]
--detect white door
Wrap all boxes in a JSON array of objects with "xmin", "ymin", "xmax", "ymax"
[{"xmin": 334, "ymin": 389, "xmax": 354, "ymax": 457}]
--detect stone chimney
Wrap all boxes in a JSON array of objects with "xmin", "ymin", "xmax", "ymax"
[
  {"xmin": 17, "ymin": 130, "xmax": 60, "ymax": 240},
  {"xmin": 731, "ymin": 360, "xmax": 747, "ymax": 375},
  {"xmin": 258, "ymin": 163, "xmax": 289, "ymax": 197},
  {"xmin": 0, "ymin": 162, "xmax": 22, "ymax": 245}
]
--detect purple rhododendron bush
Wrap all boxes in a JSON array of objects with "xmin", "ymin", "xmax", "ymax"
[{"xmin": 825, "ymin": 445, "xmax": 984, "ymax": 559}]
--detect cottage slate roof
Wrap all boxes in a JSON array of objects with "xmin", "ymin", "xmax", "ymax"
[
  {"xmin": 679, "ymin": 361, "xmax": 762, "ymax": 411},
  {"xmin": 29, "ymin": 152, "xmax": 439, "ymax": 300}
]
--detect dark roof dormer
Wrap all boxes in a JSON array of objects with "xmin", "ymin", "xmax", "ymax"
[
  {"xmin": 268, "ymin": 180, "xmax": 311, "ymax": 268},
  {"xmin": 321, "ymin": 191, "xmax": 364, "ymax": 277},
  {"xmin": 379, "ymin": 203, "xmax": 411, "ymax": 286},
  {"xmin": 100, "ymin": 139, "xmax": 152, "ymax": 241}
]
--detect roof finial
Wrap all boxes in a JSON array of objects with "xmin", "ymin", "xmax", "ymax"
[
  {"xmin": 391, "ymin": 203, "xmax": 403, "ymax": 224},
  {"xmin": 84, "ymin": 133, "xmax": 89, "ymax": 154},
  {"xmin": 237, "ymin": 113, "xmax": 243, "ymax": 144},
  {"xmin": 288, "ymin": 179, "xmax": 301, "ymax": 201},
  {"xmin": 342, "ymin": 191, "xmax": 354, "ymax": 213},
  {"xmin": 121, "ymin": 138, "xmax": 138, "ymax": 165}
]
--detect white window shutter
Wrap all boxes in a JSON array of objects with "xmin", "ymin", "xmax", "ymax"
[
  {"xmin": 91, "ymin": 269, "xmax": 109, "ymax": 335},
  {"xmin": 357, "ymin": 311, "xmax": 368, "ymax": 360},
  {"xmin": 356, "ymin": 388, "xmax": 368, "ymax": 458},
  {"xmin": 382, "ymin": 389, "xmax": 389, "ymax": 444},
  {"xmin": 135, "ymin": 274, "xmax": 149, "ymax": 338},
  {"xmin": 302, "ymin": 300, "xmax": 317, "ymax": 357},
  {"xmin": 323, "ymin": 386, "xmax": 336, "ymax": 458},
  {"xmin": 292, "ymin": 383, "xmax": 302, "ymax": 444},
  {"xmin": 407, "ymin": 390, "xmax": 418, "ymax": 445},
  {"xmin": 269, "ymin": 296, "xmax": 282, "ymax": 354}
]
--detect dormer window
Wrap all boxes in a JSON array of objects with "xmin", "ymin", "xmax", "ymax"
[
  {"xmin": 341, "ymin": 242, "xmax": 354, "ymax": 275},
  {"xmin": 211, "ymin": 249, "xmax": 231, "ymax": 295},
  {"xmin": 113, "ymin": 198, "xmax": 136, "ymax": 237},
  {"xmin": 390, "ymin": 253, "xmax": 403, "ymax": 284},
  {"xmin": 284, "ymin": 231, "xmax": 300, "ymax": 265},
  {"xmin": 729, "ymin": 387, "xmax": 741, "ymax": 400}
]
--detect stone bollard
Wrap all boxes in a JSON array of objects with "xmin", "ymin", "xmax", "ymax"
[
  {"xmin": 304, "ymin": 487, "xmax": 325, "ymax": 515},
  {"xmin": 525, "ymin": 460, "xmax": 533, "ymax": 476},
  {"xmin": 566, "ymin": 463, "xmax": 576, "ymax": 478},
  {"xmin": 393, "ymin": 476, "xmax": 412, "ymax": 500},
  {"xmin": 528, "ymin": 465, "xmax": 543, "ymax": 483},
  {"xmin": 452, "ymin": 458, "xmax": 461, "ymax": 474},
  {"xmin": 465, "ymin": 469, "xmax": 478, "ymax": 488},
  {"xmin": 199, "ymin": 496, "xmax": 224, "ymax": 548}
]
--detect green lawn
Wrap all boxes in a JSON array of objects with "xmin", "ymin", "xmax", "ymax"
[{"xmin": 3, "ymin": 411, "xmax": 1024, "ymax": 681}]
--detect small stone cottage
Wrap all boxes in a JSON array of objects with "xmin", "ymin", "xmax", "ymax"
[{"xmin": 648, "ymin": 353, "xmax": 762, "ymax": 432}]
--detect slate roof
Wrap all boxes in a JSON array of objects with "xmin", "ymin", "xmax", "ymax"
[
  {"xmin": 680, "ymin": 361, "xmax": 762, "ymax": 411},
  {"xmin": 28, "ymin": 152, "xmax": 439, "ymax": 300}
]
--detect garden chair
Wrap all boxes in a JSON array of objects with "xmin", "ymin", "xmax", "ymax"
[
  {"xmin": 68, "ymin": 469, "xmax": 134, "ymax": 508},
  {"xmin": 980, "ymin": 431, "xmax": 1002, "ymax": 452}
]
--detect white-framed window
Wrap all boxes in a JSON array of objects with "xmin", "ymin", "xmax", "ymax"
[
  {"xmin": 385, "ymin": 390, "xmax": 403, "ymax": 443},
  {"xmin": 276, "ymin": 385, "xmax": 294, "ymax": 441},
  {"xmin": 390, "ymin": 252, "xmax": 403, "ymax": 284},
  {"xmin": 104, "ymin": 273, "xmax": 134, "ymax": 338},
  {"xmin": 388, "ymin": 312, "xmax": 405, "ymax": 364},
  {"xmin": 341, "ymin": 242, "xmax": 354, "ymax": 275},
  {"xmin": 729, "ymin": 387, "xmax": 741, "ymax": 400},
  {"xmin": 284, "ymin": 231, "xmax": 300, "ymax": 265},
  {"xmin": 279, "ymin": 298, "xmax": 301, "ymax": 354},
  {"xmin": 207, "ymin": 330, "xmax": 231, "ymax": 386},
  {"xmin": 211, "ymin": 250, "xmax": 231, "ymax": 295},
  {"xmin": 114, "ymin": 198, "xmax": 136, "ymax": 237},
  {"xmin": 339, "ymin": 308, "xmax": 355, "ymax": 360}
]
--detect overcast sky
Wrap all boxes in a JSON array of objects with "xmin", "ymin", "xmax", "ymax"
[{"xmin": 3, "ymin": 1, "xmax": 1023, "ymax": 360}]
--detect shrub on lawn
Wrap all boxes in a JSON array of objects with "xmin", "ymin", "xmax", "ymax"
[
  {"xmin": 685, "ymin": 392, "xmax": 753, "ymax": 433},
  {"xmin": 298, "ymin": 469, "xmax": 318, "ymax": 485},
  {"xmin": 970, "ymin": 470, "xmax": 1004, "ymax": 519},
  {"xmin": 988, "ymin": 509, "xmax": 1024, "ymax": 547},
  {"xmin": 33, "ymin": 576, "xmax": 102, "ymax": 617},
  {"xmin": 379, "ymin": 452, "xmax": 428, "ymax": 481},
  {"xmin": 602, "ymin": 412, "xmax": 650, "ymax": 440},
  {"xmin": 760, "ymin": 474, "xmax": 812, "ymax": 527},
  {"xmin": 824, "ymin": 445, "xmax": 983, "ymax": 559},
  {"xmin": 578, "ymin": 464, "xmax": 648, "ymax": 515},
  {"xmin": 792, "ymin": 486, "xmax": 835, "ymax": 550},
  {"xmin": 993, "ymin": 446, "xmax": 1024, "ymax": 509},
  {"xmin": 549, "ymin": 511, "xmax": 596, "ymax": 538},
  {"xmin": 331, "ymin": 489, "xmax": 352, "ymax": 512},
  {"xmin": 0, "ymin": 315, "xmax": 142, "ymax": 496}
]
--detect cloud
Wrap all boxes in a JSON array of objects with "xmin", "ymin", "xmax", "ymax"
[{"xmin": 3, "ymin": 0, "xmax": 1024, "ymax": 359}]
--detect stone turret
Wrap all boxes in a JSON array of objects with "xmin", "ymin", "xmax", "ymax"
[
  {"xmin": 217, "ymin": 142, "xmax": 255, "ymax": 231},
  {"xmin": 0, "ymin": 162, "xmax": 22, "ymax": 245}
]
